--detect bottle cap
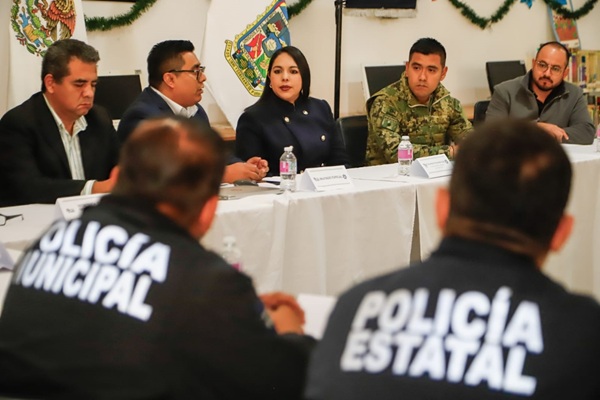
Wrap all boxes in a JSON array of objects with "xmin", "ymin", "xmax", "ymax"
[
  {"xmin": 401, "ymin": 135, "xmax": 409, "ymax": 140},
  {"xmin": 284, "ymin": 145, "xmax": 294, "ymax": 152}
]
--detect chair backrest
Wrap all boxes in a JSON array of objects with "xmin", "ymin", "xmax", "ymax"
[
  {"xmin": 362, "ymin": 64, "xmax": 406, "ymax": 101},
  {"xmin": 473, "ymin": 100, "xmax": 490, "ymax": 125},
  {"xmin": 94, "ymin": 71, "xmax": 143, "ymax": 121},
  {"xmin": 335, "ymin": 115, "xmax": 369, "ymax": 168},
  {"xmin": 485, "ymin": 60, "xmax": 527, "ymax": 95}
]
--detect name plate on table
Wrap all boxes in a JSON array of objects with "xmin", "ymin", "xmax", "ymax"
[
  {"xmin": 299, "ymin": 165, "xmax": 354, "ymax": 192},
  {"xmin": 411, "ymin": 154, "xmax": 453, "ymax": 179},
  {"xmin": 55, "ymin": 193, "xmax": 106, "ymax": 221},
  {"xmin": 0, "ymin": 242, "xmax": 14, "ymax": 271}
]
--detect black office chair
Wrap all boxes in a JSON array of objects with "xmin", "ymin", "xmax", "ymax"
[
  {"xmin": 335, "ymin": 115, "xmax": 369, "ymax": 168},
  {"xmin": 485, "ymin": 60, "xmax": 527, "ymax": 95},
  {"xmin": 94, "ymin": 72, "xmax": 143, "ymax": 121},
  {"xmin": 363, "ymin": 65, "xmax": 406, "ymax": 100},
  {"xmin": 473, "ymin": 100, "xmax": 490, "ymax": 125}
]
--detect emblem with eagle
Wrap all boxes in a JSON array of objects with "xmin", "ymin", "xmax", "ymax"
[{"xmin": 10, "ymin": 0, "xmax": 77, "ymax": 57}]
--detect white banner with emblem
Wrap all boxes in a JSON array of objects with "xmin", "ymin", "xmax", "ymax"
[
  {"xmin": 1, "ymin": 0, "xmax": 88, "ymax": 115},
  {"xmin": 201, "ymin": 0, "xmax": 291, "ymax": 127}
]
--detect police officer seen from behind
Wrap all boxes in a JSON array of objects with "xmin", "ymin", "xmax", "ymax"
[{"xmin": 306, "ymin": 119, "xmax": 600, "ymax": 400}]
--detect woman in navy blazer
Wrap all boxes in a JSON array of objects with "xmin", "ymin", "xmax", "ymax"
[{"xmin": 236, "ymin": 46, "xmax": 349, "ymax": 176}]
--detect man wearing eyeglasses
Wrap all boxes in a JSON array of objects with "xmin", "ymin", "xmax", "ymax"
[
  {"xmin": 486, "ymin": 41, "xmax": 595, "ymax": 145},
  {"xmin": 118, "ymin": 40, "xmax": 268, "ymax": 183}
]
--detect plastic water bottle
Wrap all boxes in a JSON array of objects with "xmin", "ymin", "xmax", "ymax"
[
  {"xmin": 398, "ymin": 135, "xmax": 413, "ymax": 176},
  {"xmin": 279, "ymin": 146, "xmax": 297, "ymax": 192},
  {"xmin": 221, "ymin": 236, "xmax": 242, "ymax": 271},
  {"xmin": 596, "ymin": 123, "xmax": 600, "ymax": 152}
]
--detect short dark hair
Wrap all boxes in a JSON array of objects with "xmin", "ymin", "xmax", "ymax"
[
  {"xmin": 536, "ymin": 41, "xmax": 571, "ymax": 66},
  {"xmin": 41, "ymin": 39, "xmax": 99, "ymax": 92},
  {"xmin": 409, "ymin": 38, "xmax": 446, "ymax": 67},
  {"xmin": 147, "ymin": 40, "xmax": 195, "ymax": 88},
  {"xmin": 447, "ymin": 119, "xmax": 571, "ymax": 252},
  {"xmin": 113, "ymin": 116, "xmax": 226, "ymax": 224},
  {"xmin": 258, "ymin": 46, "xmax": 311, "ymax": 104}
]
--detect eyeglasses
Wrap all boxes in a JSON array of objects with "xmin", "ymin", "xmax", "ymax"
[
  {"xmin": 168, "ymin": 66, "xmax": 206, "ymax": 81},
  {"xmin": 0, "ymin": 213, "xmax": 23, "ymax": 226},
  {"xmin": 534, "ymin": 60, "xmax": 563, "ymax": 74}
]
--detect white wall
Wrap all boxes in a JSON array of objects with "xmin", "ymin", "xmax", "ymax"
[{"xmin": 84, "ymin": 0, "xmax": 600, "ymax": 124}]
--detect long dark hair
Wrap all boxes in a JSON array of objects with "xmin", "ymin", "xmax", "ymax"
[{"xmin": 258, "ymin": 46, "xmax": 311, "ymax": 104}]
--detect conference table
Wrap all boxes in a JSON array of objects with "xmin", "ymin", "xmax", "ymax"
[
  {"xmin": 1, "ymin": 143, "xmax": 600, "ymax": 315},
  {"xmin": 0, "ymin": 172, "xmax": 417, "ymax": 310}
]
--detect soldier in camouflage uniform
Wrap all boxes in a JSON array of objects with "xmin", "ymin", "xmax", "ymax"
[{"xmin": 366, "ymin": 38, "xmax": 472, "ymax": 165}]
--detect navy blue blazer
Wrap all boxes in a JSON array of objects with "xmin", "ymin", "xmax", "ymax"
[
  {"xmin": 235, "ymin": 96, "xmax": 349, "ymax": 175},
  {"xmin": 0, "ymin": 93, "xmax": 119, "ymax": 206},
  {"xmin": 117, "ymin": 87, "xmax": 210, "ymax": 144},
  {"xmin": 117, "ymin": 88, "xmax": 241, "ymax": 164}
]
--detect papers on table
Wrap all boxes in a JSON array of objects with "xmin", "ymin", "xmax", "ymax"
[
  {"xmin": 219, "ymin": 184, "xmax": 281, "ymax": 200},
  {"xmin": 348, "ymin": 164, "xmax": 411, "ymax": 183}
]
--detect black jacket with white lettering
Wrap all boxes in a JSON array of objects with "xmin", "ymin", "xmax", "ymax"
[
  {"xmin": 0, "ymin": 195, "xmax": 315, "ymax": 399},
  {"xmin": 305, "ymin": 237, "xmax": 600, "ymax": 400}
]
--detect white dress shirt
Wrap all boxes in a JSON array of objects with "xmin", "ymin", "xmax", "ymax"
[
  {"xmin": 43, "ymin": 95, "xmax": 95, "ymax": 195},
  {"xmin": 150, "ymin": 87, "xmax": 198, "ymax": 118}
]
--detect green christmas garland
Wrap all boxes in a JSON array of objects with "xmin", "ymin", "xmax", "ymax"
[
  {"xmin": 289, "ymin": 0, "xmax": 315, "ymax": 18},
  {"xmin": 449, "ymin": 0, "xmax": 598, "ymax": 30},
  {"xmin": 85, "ymin": 0, "xmax": 158, "ymax": 32},
  {"xmin": 448, "ymin": 0, "xmax": 516, "ymax": 29},
  {"xmin": 84, "ymin": 0, "xmax": 596, "ymax": 32},
  {"xmin": 544, "ymin": 0, "xmax": 598, "ymax": 19},
  {"xmin": 84, "ymin": 0, "xmax": 313, "ymax": 32}
]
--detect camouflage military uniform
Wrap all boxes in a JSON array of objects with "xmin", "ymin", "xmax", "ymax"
[{"xmin": 366, "ymin": 74, "xmax": 472, "ymax": 165}]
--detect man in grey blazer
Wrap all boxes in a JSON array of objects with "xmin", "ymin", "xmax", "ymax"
[{"xmin": 486, "ymin": 41, "xmax": 594, "ymax": 145}]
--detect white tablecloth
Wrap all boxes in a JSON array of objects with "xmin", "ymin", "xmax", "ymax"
[
  {"xmin": 415, "ymin": 144, "xmax": 600, "ymax": 301},
  {"xmin": 2, "ymin": 144, "xmax": 600, "ymax": 314},
  {"xmin": 0, "ymin": 175, "xmax": 417, "ymax": 312},
  {"xmin": 203, "ymin": 176, "xmax": 417, "ymax": 296}
]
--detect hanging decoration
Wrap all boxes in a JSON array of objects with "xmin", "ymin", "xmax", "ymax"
[
  {"xmin": 521, "ymin": 0, "xmax": 534, "ymax": 9},
  {"xmin": 85, "ymin": 0, "xmax": 158, "ymax": 32},
  {"xmin": 448, "ymin": 0, "xmax": 516, "ymax": 29},
  {"xmin": 288, "ymin": 0, "xmax": 314, "ymax": 18},
  {"xmin": 544, "ymin": 0, "xmax": 597, "ymax": 19},
  {"xmin": 85, "ymin": 0, "xmax": 311, "ymax": 32},
  {"xmin": 83, "ymin": 0, "xmax": 596, "ymax": 32},
  {"xmin": 448, "ymin": 0, "xmax": 598, "ymax": 29}
]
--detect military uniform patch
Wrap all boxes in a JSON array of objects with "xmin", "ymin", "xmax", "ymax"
[
  {"xmin": 10, "ymin": 0, "xmax": 76, "ymax": 57},
  {"xmin": 224, "ymin": 0, "xmax": 290, "ymax": 97}
]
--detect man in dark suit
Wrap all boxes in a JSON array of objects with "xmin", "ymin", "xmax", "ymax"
[
  {"xmin": 0, "ymin": 39, "xmax": 119, "ymax": 206},
  {"xmin": 118, "ymin": 40, "xmax": 268, "ymax": 183}
]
